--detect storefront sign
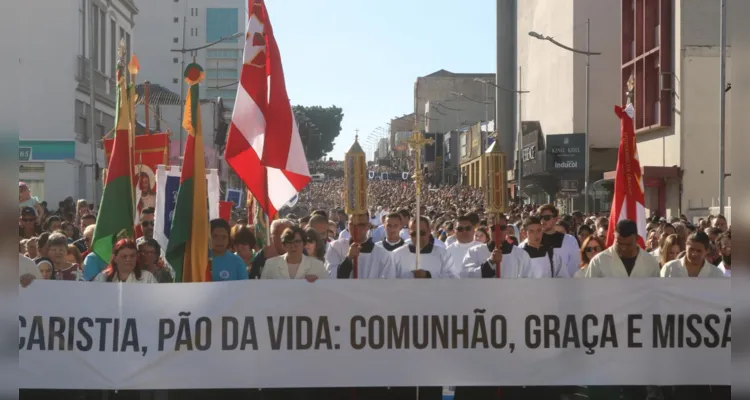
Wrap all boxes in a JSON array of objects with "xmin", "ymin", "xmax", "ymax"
[
  {"xmin": 546, "ymin": 133, "xmax": 585, "ymax": 171},
  {"xmin": 521, "ymin": 121, "xmax": 545, "ymax": 177},
  {"xmin": 18, "ymin": 147, "xmax": 32, "ymax": 161},
  {"xmin": 560, "ymin": 179, "xmax": 580, "ymax": 192}
]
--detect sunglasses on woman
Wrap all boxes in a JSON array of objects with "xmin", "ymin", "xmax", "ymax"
[{"xmin": 585, "ymin": 246, "xmax": 602, "ymax": 253}]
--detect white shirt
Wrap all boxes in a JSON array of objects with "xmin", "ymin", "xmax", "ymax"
[
  {"xmin": 582, "ymin": 247, "xmax": 660, "ymax": 278},
  {"xmin": 339, "ymin": 229, "xmax": 351, "ymax": 241},
  {"xmin": 325, "ymin": 238, "xmax": 395, "ymax": 279},
  {"xmin": 392, "ymin": 243, "xmax": 459, "ymax": 279},
  {"xmin": 446, "ymin": 240, "xmax": 481, "ymax": 274},
  {"xmin": 93, "ymin": 269, "xmax": 158, "ymax": 283},
  {"xmin": 518, "ymin": 242, "xmax": 569, "ymax": 278},
  {"xmin": 399, "ymin": 228, "xmax": 410, "ymax": 241},
  {"xmin": 445, "ymin": 235, "xmax": 458, "ymax": 246},
  {"xmin": 538, "ymin": 232, "xmax": 581, "ymax": 277},
  {"xmin": 717, "ymin": 261, "xmax": 731, "ymax": 277},
  {"xmin": 661, "ymin": 257, "xmax": 726, "ymax": 278},
  {"xmin": 461, "ymin": 241, "xmax": 532, "ymax": 278},
  {"xmin": 405, "ymin": 236, "xmax": 446, "ymax": 248},
  {"xmin": 19, "ymin": 254, "xmax": 41, "ymax": 280}
]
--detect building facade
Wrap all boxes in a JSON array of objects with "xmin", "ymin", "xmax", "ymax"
[
  {"xmin": 17, "ymin": 0, "xmax": 137, "ymax": 207},
  {"xmin": 459, "ymin": 123, "xmax": 488, "ymax": 189},
  {"xmin": 414, "ymin": 70, "xmax": 496, "ymax": 132},
  {"xmin": 517, "ymin": 0, "xmax": 621, "ymax": 211},
  {"xmin": 134, "ymin": 0, "xmax": 244, "ymax": 123},
  {"xmin": 614, "ymin": 0, "xmax": 732, "ymax": 220}
]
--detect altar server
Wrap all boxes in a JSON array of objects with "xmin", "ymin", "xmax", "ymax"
[
  {"xmin": 325, "ymin": 213, "xmax": 395, "ymax": 279},
  {"xmin": 518, "ymin": 216, "xmax": 568, "ymax": 278},
  {"xmin": 375, "ymin": 212, "xmax": 406, "ymax": 252},
  {"xmin": 461, "ymin": 213, "xmax": 531, "ymax": 278},
  {"xmin": 392, "ymin": 216, "xmax": 459, "ymax": 279},
  {"xmin": 445, "ymin": 215, "xmax": 481, "ymax": 273},
  {"xmin": 326, "ymin": 137, "xmax": 395, "ymax": 280},
  {"xmin": 537, "ymin": 204, "xmax": 581, "ymax": 276}
]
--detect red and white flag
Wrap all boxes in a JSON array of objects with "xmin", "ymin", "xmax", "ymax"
[
  {"xmin": 606, "ymin": 105, "xmax": 647, "ymax": 248},
  {"xmin": 225, "ymin": 0, "xmax": 310, "ymax": 219}
]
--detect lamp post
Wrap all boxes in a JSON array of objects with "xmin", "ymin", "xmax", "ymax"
[
  {"xmin": 529, "ymin": 19, "xmax": 601, "ymax": 214},
  {"xmin": 474, "ymin": 77, "xmax": 529, "ymax": 205}
]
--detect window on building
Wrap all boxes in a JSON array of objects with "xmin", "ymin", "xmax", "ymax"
[
  {"xmin": 79, "ymin": 0, "xmax": 86, "ymax": 56},
  {"xmin": 173, "ymin": 37, "xmax": 179, "ymax": 43},
  {"xmin": 174, "ymin": 17, "xmax": 179, "ymax": 23},
  {"xmin": 621, "ymin": 0, "xmax": 672, "ymax": 131},
  {"xmin": 92, "ymin": 4, "xmax": 99, "ymax": 70},
  {"xmin": 206, "ymin": 8, "xmax": 239, "ymax": 43},
  {"xmin": 173, "ymin": 57, "xmax": 179, "ymax": 63},
  {"xmin": 173, "ymin": 78, "xmax": 179, "ymax": 84},
  {"xmin": 99, "ymin": 9, "xmax": 106, "ymax": 73},
  {"xmin": 110, "ymin": 20, "xmax": 116, "ymax": 77},
  {"xmin": 125, "ymin": 32, "xmax": 131, "ymax": 65}
]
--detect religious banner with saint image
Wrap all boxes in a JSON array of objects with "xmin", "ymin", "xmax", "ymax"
[{"xmin": 104, "ymin": 133, "xmax": 169, "ymax": 235}]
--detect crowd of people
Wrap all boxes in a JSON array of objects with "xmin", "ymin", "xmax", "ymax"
[{"xmin": 18, "ymin": 175, "xmax": 731, "ymax": 399}]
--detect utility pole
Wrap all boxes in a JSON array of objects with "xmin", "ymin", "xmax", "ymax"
[
  {"xmin": 719, "ymin": 0, "xmax": 727, "ymax": 215},
  {"xmin": 178, "ymin": 11, "xmax": 187, "ymax": 166},
  {"xmin": 88, "ymin": 0, "xmax": 98, "ymax": 208},
  {"xmin": 584, "ymin": 18, "xmax": 591, "ymax": 214}
]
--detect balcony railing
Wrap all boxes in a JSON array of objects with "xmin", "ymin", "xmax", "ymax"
[{"xmin": 76, "ymin": 55, "xmax": 115, "ymax": 104}]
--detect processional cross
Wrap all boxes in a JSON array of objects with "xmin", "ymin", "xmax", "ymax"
[{"xmin": 405, "ymin": 130, "xmax": 434, "ymax": 272}]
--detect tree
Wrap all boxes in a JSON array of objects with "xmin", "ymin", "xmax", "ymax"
[{"xmin": 293, "ymin": 105, "xmax": 343, "ymax": 161}]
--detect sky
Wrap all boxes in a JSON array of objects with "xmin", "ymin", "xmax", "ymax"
[{"xmin": 265, "ymin": 0, "xmax": 496, "ymax": 161}]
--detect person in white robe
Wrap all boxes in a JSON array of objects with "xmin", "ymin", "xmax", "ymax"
[
  {"xmin": 392, "ymin": 216, "xmax": 459, "ymax": 279},
  {"xmin": 661, "ymin": 231, "xmax": 725, "ymax": 278},
  {"xmin": 715, "ymin": 230, "xmax": 731, "ymax": 277},
  {"xmin": 405, "ymin": 234, "xmax": 446, "ymax": 248},
  {"xmin": 375, "ymin": 212, "xmax": 406, "ymax": 252},
  {"xmin": 370, "ymin": 213, "xmax": 387, "ymax": 243},
  {"xmin": 461, "ymin": 214, "xmax": 531, "ymax": 278},
  {"xmin": 518, "ymin": 216, "xmax": 568, "ymax": 278},
  {"xmin": 536, "ymin": 204, "xmax": 581, "ymax": 277},
  {"xmin": 325, "ymin": 212, "xmax": 395, "ymax": 279},
  {"xmin": 262, "ymin": 226, "xmax": 328, "ymax": 280},
  {"xmin": 583, "ymin": 219, "xmax": 660, "ymax": 278},
  {"xmin": 445, "ymin": 215, "xmax": 481, "ymax": 273}
]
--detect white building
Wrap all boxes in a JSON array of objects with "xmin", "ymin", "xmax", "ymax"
[
  {"xmin": 17, "ymin": 0, "xmax": 138, "ymax": 207},
  {"xmin": 517, "ymin": 0, "xmax": 621, "ymax": 211},
  {"xmin": 133, "ymin": 0, "xmax": 244, "ymax": 110}
]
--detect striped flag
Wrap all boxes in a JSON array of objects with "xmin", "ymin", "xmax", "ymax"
[
  {"xmin": 607, "ymin": 105, "xmax": 647, "ymax": 248},
  {"xmin": 91, "ymin": 58, "xmax": 135, "ymax": 263},
  {"xmin": 224, "ymin": 0, "xmax": 310, "ymax": 220},
  {"xmin": 165, "ymin": 63, "xmax": 210, "ymax": 282}
]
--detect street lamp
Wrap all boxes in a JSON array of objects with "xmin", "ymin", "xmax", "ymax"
[
  {"xmin": 474, "ymin": 78, "xmax": 530, "ymax": 205},
  {"xmin": 529, "ymin": 19, "xmax": 601, "ymax": 214}
]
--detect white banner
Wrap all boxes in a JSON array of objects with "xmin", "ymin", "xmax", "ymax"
[{"xmin": 19, "ymin": 279, "xmax": 730, "ymax": 390}]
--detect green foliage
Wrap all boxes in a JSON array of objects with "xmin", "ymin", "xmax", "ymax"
[{"xmin": 293, "ymin": 105, "xmax": 343, "ymax": 161}]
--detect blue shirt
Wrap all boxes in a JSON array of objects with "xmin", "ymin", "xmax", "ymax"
[
  {"xmin": 83, "ymin": 252, "xmax": 108, "ymax": 281},
  {"xmin": 210, "ymin": 251, "xmax": 249, "ymax": 281}
]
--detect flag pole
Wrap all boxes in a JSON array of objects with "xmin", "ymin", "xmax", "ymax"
[{"xmin": 264, "ymin": 169, "xmax": 271, "ymax": 246}]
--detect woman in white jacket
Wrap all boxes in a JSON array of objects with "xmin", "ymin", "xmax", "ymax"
[
  {"xmin": 261, "ymin": 226, "xmax": 328, "ymax": 281},
  {"xmin": 661, "ymin": 231, "xmax": 725, "ymax": 278}
]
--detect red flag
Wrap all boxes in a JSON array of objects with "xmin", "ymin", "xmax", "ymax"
[
  {"xmin": 607, "ymin": 106, "xmax": 647, "ymax": 248},
  {"xmin": 224, "ymin": 0, "xmax": 310, "ymax": 220}
]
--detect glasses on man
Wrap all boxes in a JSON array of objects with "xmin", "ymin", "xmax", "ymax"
[
  {"xmin": 284, "ymin": 239, "xmax": 304, "ymax": 246},
  {"xmin": 489, "ymin": 225, "xmax": 508, "ymax": 231},
  {"xmin": 141, "ymin": 221, "xmax": 154, "ymax": 227},
  {"xmin": 409, "ymin": 231, "xmax": 428, "ymax": 237},
  {"xmin": 456, "ymin": 226, "xmax": 473, "ymax": 233},
  {"xmin": 540, "ymin": 215, "xmax": 554, "ymax": 221}
]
